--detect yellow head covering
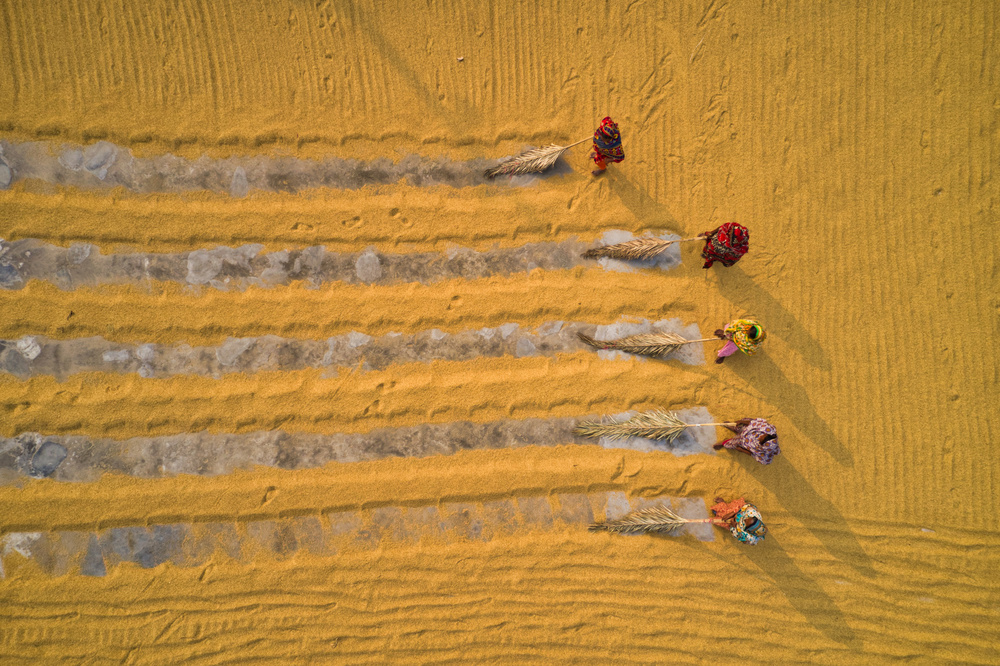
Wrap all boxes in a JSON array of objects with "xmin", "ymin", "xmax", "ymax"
[{"xmin": 724, "ymin": 319, "xmax": 766, "ymax": 355}]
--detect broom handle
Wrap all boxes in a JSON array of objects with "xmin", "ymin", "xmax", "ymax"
[
  {"xmin": 566, "ymin": 136, "xmax": 593, "ymax": 149},
  {"xmin": 658, "ymin": 236, "xmax": 707, "ymax": 246},
  {"xmin": 678, "ymin": 337, "xmax": 724, "ymax": 345},
  {"xmin": 684, "ymin": 422, "xmax": 738, "ymax": 428}
]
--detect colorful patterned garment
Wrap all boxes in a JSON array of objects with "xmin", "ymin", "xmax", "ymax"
[
  {"xmin": 730, "ymin": 503, "xmax": 767, "ymax": 545},
  {"xmin": 701, "ymin": 223, "xmax": 749, "ymax": 268},
  {"xmin": 592, "ymin": 116, "xmax": 625, "ymax": 166},
  {"xmin": 710, "ymin": 498, "xmax": 747, "ymax": 519},
  {"xmin": 721, "ymin": 418, "xmax": 780, "ymax": 465},
  {"xmin": 709, "ymin": 498, "xmax": 767, "ymax": 545},
  {"xmin": 724, "ymin": 318, "xmax": 766, "ymax": 356}
]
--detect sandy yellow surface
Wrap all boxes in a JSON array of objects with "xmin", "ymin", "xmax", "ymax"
[
  {"xmin": 1, "ymin": 0, "xmax": 999, "ymax": 663},
  {"xmin": 0, "ymin": 183, "xmax": 640, "ymax": 253}
]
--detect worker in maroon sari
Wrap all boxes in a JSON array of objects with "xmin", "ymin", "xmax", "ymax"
[{"xmin": 701, "ymin": 222, "xmax": 749, "ymax": 268}]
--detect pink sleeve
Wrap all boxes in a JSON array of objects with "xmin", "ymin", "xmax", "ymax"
[{"xmin": 716, "ymin": 340, "xmax": 739, "ymax": 358}]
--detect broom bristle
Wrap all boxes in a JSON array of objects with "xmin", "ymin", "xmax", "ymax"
[
  {"xmin": 589, "ymin": 505, "xmax": 691, "ymax": 534},
  {"xmin": 484, "ymin": 144, "xmax": 570, "ymax": 178},
  {"xmin": 573, "ymin": 410, "xmax": 689, "ymax": 442},
  {"xmin": 577, "ymin": 331, "xmax": 689, "ymax": 358},
  {"xmin": 582, "ymin": 237, "xmax": 673, "ymax": 261}
]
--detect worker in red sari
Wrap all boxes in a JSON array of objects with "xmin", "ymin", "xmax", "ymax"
[
  {"xmin": 591, "ymin": 116, "xmax": 624, "ymax": 176},
  {"xmin": 700, "ymin": 222, "xmax": 749, "ymax": 268}
]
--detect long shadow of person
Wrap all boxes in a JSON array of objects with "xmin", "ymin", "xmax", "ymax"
[
  {"xmin": 715, "ymin": 265, "xmax": 831, "ymax": 371},
  {"xmin": 649, "ymin": 531, "xmax": 862, "ymax": 647},
  {"xmin": 605, "ymin": 169, "xmax": 683, "ymax": 231},
  {"xmin": 741, "ymin": 533, "xmax": 863, "ymax": 647},
  {"xmin": 351, "ymin": 7, "xmax": 466, "ymax": 130},
  {"xmin": 722, "ymin": 454, "xmax": 878, "ymax": 580},
  {"xmin": 725, "ymin": 352, "xmax": 851, "ymax": 466},
  {"xmin": 605, "ymin": 170, "xmax": 831, "ymax": 372}
]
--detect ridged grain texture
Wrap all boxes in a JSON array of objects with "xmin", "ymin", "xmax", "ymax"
[
  {"xmin": 0, "ymin": 273, "xmax": 703, "ymax": 345},
  {"xmin": 1, "ymin": 0, "xmax": 998, "ymax": 662},
  {"xmin": 0, "ymin": 184, "xmax": 639, "ymax": 253}
]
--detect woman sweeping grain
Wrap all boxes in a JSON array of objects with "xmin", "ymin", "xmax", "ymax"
[
  {"xmin": 591, "ymin": 116, "xmax": 625, "ymax": 175},
  {"xmin": 584, "ymin": 222, "xmax": 752, "ymax": 264},
  {"xmin": 589, "ymin": 496, "xmax": 768, "ymax": 545},
  {"xmin": 709, "ymin": 497, "xmax": 768, "ymax": 544},
  {"xmin": 576, "ymin": 318, "xmax": 766, "ymax": 363},
  {"xmin": 714, "ymin": 318, "xmax": 766, "ymax": 364},
  {"xmin": 701, "ymin": 222, "xmax": 749, "ymax": 267},
  {"xmin": 713, "ymin": 418, "xmax": 780, "ymax": 465}
]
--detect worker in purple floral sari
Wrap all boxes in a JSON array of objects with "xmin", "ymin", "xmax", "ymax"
[{"xmin": 713, "ymin": 418, "xmax": 780, "ymax": 465}]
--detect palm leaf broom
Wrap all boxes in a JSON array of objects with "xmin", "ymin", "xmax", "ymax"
[
  {"xmin": 577, "ymin": 331, "xmax": 720, "ymax": 358},
  {"xmin": 574, "ymin": 410, "xmax": 735, "ymax": 443},
  {"xmin": 484, "ymin": 137, "xmax": 592, "ymax": 178},
  {"xmin": 589, "ymin": 504, "xmax": 717, "ymax": 534},
  {"xmin": 582, "ymin": 235, "xmax": 706, "ymax": 261}
]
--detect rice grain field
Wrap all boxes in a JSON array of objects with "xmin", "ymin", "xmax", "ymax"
[{"xmin": 1, "ymin": 0, "xmax": 998, "ymax": 662}]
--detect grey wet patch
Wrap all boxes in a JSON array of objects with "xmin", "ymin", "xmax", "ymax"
[
  {"xmin": 0, "ymin": 233, "xmax": 681, "ymax": 293},
  {"xmin": 98, "ymin": 524, "xmax": 188, "ymax": 569},
  {"xmin": 1, "ymin": 318, "xmax": 704, "ymax": 381},
  {"xmin": 247, "ymin": 521, "xmax": 299, "ymax": 560},
  {"xmin": 9, "ymin": 492, "xmax": 710, "ymax": 577},
  {"xmin": 354, "ymin": 249, "xmax": 383, "ymax": 282},
  {"xmin": 58, "ymin": 148, "xmax": 84, "ymax": 171},
  {"xmin": 82, "ymin": 141, "xmax": 116, "ymax": 179},
  {"xmin": 516, "ymin": 496, "xmax": 555, "ymax": 529},
  {"xmin": 215, "ymin": 337, "xmax": 256, "ymax": 366},
  {"xmin": 480, "ymin": 500, "xmax": 519, "ymax": 538},
  {"xmin": 669, "ymin": 497, "xmax": 716, "ymax": 542},
  {"xmin": 0, "ymin": 139, "xmax": 571, "ymax": 194},
  {"xmin": 439, "ymin": 503, "xmax": 485, "ymax": 540},
  {"xmin": 29, "ymin": 441, "xmax": 67, "ymax": 477},
  {"xmin": 67, "ymin": 243, "xmax": 92, "ymax": 264},
  {"xmin": 601, "ymin": 492, "xmax": 632, "ymax": 522},
  {"xmin": 0, "ymin": 408, "xmax": 718, "ymax": 485},
  {"xmin": 0, "ymin": 263, "xmax": 21, "ymax": 288},
  {"xmin": 80, "ymin": 534, "xmax": 106, "ymax": 577},
  {"xmin": 186, "ymin": 249, "xmax": 224, "ymax": 284},
  {"xmin": 368, "ymin": 507, "xmax": 409, "ymax": 543},
  {"xmin": 553, "ymin": 493, "xmax": 594, "ymax": 524},
  {"xmin": 230, "ymin": 166, "xmax": 249, "ymax": 198},
  {"xmin": 290, "ymin": 516, "xmax": 333, "ymax": 556}
]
